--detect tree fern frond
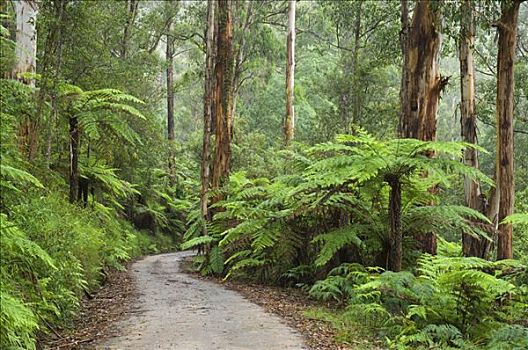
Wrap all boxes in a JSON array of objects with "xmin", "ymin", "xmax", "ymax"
[
  {"xmin": 180, "ymin": 235, "xmax": 215, "ymax": 250},
  {"xmin": 313, "ymin": 225, "xmax": 363, "ymax": 267},
  {"xmin": 0, "ymin": 164, "xmax": 43, "ymax": 190}
]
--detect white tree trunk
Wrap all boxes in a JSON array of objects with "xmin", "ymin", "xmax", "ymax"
[
  {"xmin": 459, "ymin": 0, "xmax": 479, "ymax": 201},
  {"xmin": 12, "ymin": 0, "xmax": 39, "ymax": 86}
]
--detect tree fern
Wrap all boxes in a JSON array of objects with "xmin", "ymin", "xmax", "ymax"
[
  {"xmin": 313, "ymin": 225, "xmax": 363, "ymax": 267},
  {"xmin": 180, "ymin": 235, "xmax": 215, "ymax": 250}
]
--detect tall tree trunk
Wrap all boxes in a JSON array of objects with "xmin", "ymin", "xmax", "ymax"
[
  {"xmin": 401, "ymin": 0, "xmax": 445, "ymax": 140},
  {"xmin": 166, "ymin": 35, "xmax": 175, "ymax": 142},
  {"xmin": 12, "ymin": 0, "xmax": 39, "ymax": 160},
  {"xmin": 387, "ymin": 175, "xmax": 402, "ymax": 272},
  {"xmin": 459, "ymin": 0, "xmax": 487, "ymax": 257},
  {"xmin": 201, "ymin": 0, "xmax": 215, "ymax": 232},
  {"xmin": 69, "ymin": 116, "xmax": 80, "ymax": 203},
  {"xmin": 400, "ymin": 0, "xmax": 446, "ymax": 255},
  {"xmin": 284, "ymin": 0, "xmax": 296, "ymax": 146},
  {"xmin": 231, "ymin": 0, "xmax": 253, "ymax": 122},
  {"xmin": 12, "ymin": 0, "xmax": 38, "ymax": 84},
  {"xmin": 495, "ymin": 0, "xmax": 521, "ymax": 260},
  {"xmin": 166, "ymin": 19, "xmax": 176, "ymax": 185},
  {"xmin": 211, "ymin": 0, "xmax": 234, "ymax": 198},
  {"xmin": 399, "ymin": 0, "xmax": 409, "ymax": 137},
  {"xmin": 121, "ymin": 0, "xmax": 138, "ymax": 59}
]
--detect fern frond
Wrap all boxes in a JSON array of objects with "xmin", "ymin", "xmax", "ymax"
[
  {"xmin": 313, "ymin": 225, "xmax": 363, "ymax": 267},
  {"xmin": 0, "ymin": 164, "xmax": 43, "ymax": 191},
  {"xmin": 180, "ymin": 235, "xmax": 215, "ymax": 250}
]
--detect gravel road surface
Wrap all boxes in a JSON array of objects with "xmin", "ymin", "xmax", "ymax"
[{"xmin": 101, "ymin": 251, "xmax": 307, "ymax": 350}]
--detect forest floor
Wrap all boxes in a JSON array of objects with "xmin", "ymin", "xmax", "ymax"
[{"xmin": 42, "ymin": 251, "xmax": 354, "ymax": 350}]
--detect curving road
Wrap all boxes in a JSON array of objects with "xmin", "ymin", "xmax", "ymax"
[{"xmin": 100, "ymin": 251, "xmax": 307, "ymax": 350}]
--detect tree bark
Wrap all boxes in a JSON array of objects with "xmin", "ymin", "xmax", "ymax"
[
  {"xmin": 211, "ymin": 0, "xmax": 234, "ymax": 198},
  {"xmin": 495, "ymin": 0, "xmax": 521, "ymax": 260},
  {"xmin": 399, "ymin": 0, "xmax": 409, "ymax": 137},
  {"xmin": 13, "ymin": 0, "xmax": 39, "ymax": 160},
  {"xmin": 166, "ymin": 10, "xmax": 176, "ymax": 185},
  {"xmin": 166, "ymin": 35, "xmax": 175, "ymax": 142},
  {"xmin": 69, "ymin": 116, "xmax": 80, "ymax": 204},
  {"xmin": 201, "ymin": 0, "xmax": 216, "ymax": 232},
  {"xmin": 459, "ymin": 0, "xmax": 487, "ymax": 257},
  {"xmin": 121, "ymin": 0, "xmax": 138, "ymax": 59},
  {"xmin": 402, "ymin": 0, "xmax": 445, "ymax": 142},
  {"xmin": 400, "ymin": 0, "xmax": 446, "ymax": 255},
  {"xmin": 12, "ymin": 0, "xmax": 38, "ymax": 84},
  {"xmin": 387, "ymin": 175, "xmax": 402, "ymax": 272},
  {"xmin": 231, "ymin": 0, "xmax": 253, "ymax": 122},
  {"xmin": 284, "ymin": 0, "xmax": 296, "ymax": 146}
]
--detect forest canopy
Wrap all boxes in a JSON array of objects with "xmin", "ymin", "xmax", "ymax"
[{"xmin": 1, "ymin": 0, "xmax": 527, "ymax": 349}]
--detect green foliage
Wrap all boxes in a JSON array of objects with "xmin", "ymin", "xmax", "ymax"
[
  {"xmin": 313, "ymin": 227, "xmax": 363, "ymax": 267},
  {"xmin": 0, "ymin": 290, "xmax": 39, "ymax": 350},
  {"xmin": 0, "ymin": 79, "xmax": 177, "ymax": 349},
  {"xmin": 2, "ymin": 1, "xmax": 527, "ymax": 349},
  {"xmin": 309, "ymin": 255, "xmax": 527, "ymax": 349},
  {"xmin": 189, "ymin": 131, "xmax": 493, "ymax": 282}
]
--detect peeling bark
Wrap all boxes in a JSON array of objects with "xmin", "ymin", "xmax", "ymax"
[
  {"xmin": 495, "ymin": 0, "xmax": 521, "ymax": 260},
  {"xmin": 400, "ymin": 0, "xmax": 445, "ymax": 255},
  {"xmin": 401, "ymin": 0, "xmax": 444, "ymax": 142},
  {"xmin": 211, "ymin": 0, "xmax": 234, "ymax": 199}
]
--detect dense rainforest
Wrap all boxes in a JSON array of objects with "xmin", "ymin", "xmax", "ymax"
[{"xmin": 0, "ymin": 0, "xmax": 527, "ymax": 349}]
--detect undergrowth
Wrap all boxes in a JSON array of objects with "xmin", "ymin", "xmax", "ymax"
[
  {"xmin": 0, "ymin": 82, "xmax": 178, "ymax": 349},
  {"xmin": 183, "ymin": 130, "xmax": 528, "ymax": 349}
]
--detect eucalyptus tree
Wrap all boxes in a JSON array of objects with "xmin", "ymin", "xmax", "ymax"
[
  {"xmin": 400, "ymin": 0, "xmax": 449, "ymax": 255},
  {"xmin": 164, "ymin": 0, "xmax": 180, "ymax": 185},
  {"xmin": 11, "ymin": 0, "xmax": 39, "ymax": 160},
  {"xmin": 458, "ymin": 0, "xmax": 489, "ymax": 257},
  {"xmin": 284, "ymin": 0, "xmax": 296, "ymax": 146},
  {"xmin": 11, "ymin": 0, "xmax": 38, "ymax": 85},
  {"xmin": 211, "ymin": 0, "xmax": 234, "ymax": 201},
  {"xmin": 495, "ymin": 0, "xmax": 524, "ymax": 260},
  {"xmin": 201, "ymin": 0, "xmax": 215, "ymax": 234}
]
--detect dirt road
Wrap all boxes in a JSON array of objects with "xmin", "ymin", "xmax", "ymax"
[{"xmin": 100, "ymin": 251, "xmax": 307, "ymax": 350}]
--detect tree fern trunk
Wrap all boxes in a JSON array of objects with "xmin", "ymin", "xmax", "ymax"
[{"xmin": 387, "ymin": 175, "xmax": 402, "ymax": 272}]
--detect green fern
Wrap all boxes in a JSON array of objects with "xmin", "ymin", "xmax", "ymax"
[
  {"xmin": 313, "ymin": 225, "xmax": 363, "ymax": 267},
  {"xmin": 180, "ymin": 235, "xmax": 215, "ymax": 250}
]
